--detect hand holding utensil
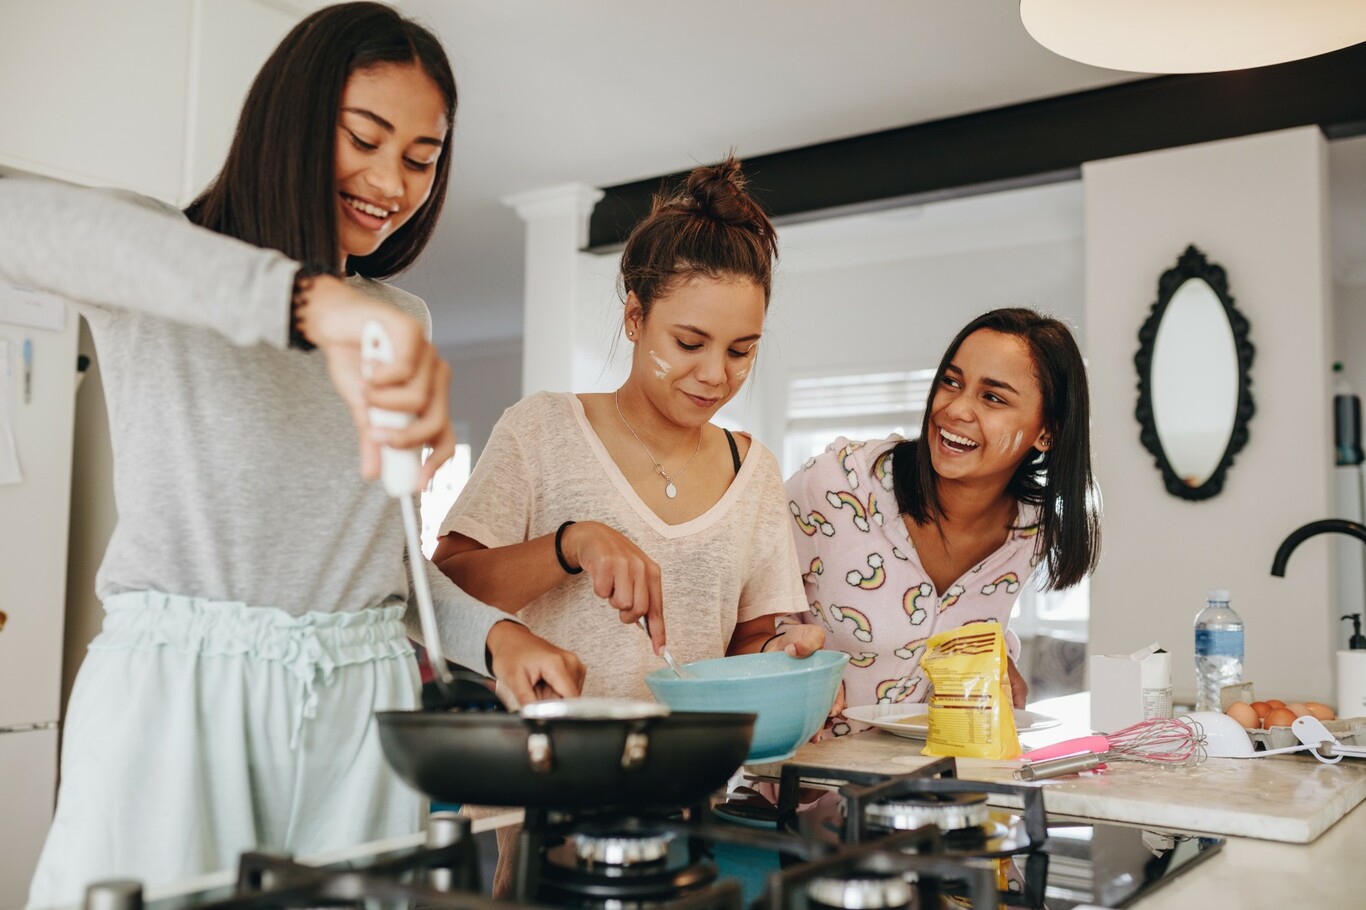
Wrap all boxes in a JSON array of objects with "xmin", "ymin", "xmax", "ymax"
[
  {"xmin": 362, "ymin": 320, "xmax": 458, "ymax": 707},
  {"xmin": 639, "ymin": 616, "xmax": 689, "ymax": 678}
]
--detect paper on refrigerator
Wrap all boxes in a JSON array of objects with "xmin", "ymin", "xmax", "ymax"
[{"xmin": 0, "ymin": 339, "xmax": 21, "ymax": 485}]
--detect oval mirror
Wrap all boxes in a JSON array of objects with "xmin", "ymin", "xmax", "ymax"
[{"xmin": 1135, "ymin": 246, "xmax": 1255, "ymax": 501}]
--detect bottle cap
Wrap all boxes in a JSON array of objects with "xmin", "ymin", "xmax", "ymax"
[{"xmin": 1207, "ymin": 588, "xmax": 1230, "ymax": 602}]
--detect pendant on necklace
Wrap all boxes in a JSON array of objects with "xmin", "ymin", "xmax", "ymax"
[{"xmin": 665, "ymin": 481, "xmax": 678, "ymax": 499}]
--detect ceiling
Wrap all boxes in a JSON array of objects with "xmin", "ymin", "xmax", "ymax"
[
  {"xmin": 395, "ymin": 1, "xmax": 1142, "ymax": 348},
  {"xmin": 393, "ymin": 2, "xmax": 1366, "ymax": 350}
]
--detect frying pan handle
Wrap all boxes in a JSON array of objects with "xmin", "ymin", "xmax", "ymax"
[{"xmin": 522, "ymin": 720, "xmax": 656, "ymax": 774}]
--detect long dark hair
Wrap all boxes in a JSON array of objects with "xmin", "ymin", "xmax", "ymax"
[
  {"xmin": 891, "ymin": 308, "xmax": 1100, "ymax": 589},
  {"xmin": 185, "ymin": 2, "xmax": 455, "ymax": 278},
  {"xmin": 619, "ymin": 156, "xmax": 778, "ymax": 315}
]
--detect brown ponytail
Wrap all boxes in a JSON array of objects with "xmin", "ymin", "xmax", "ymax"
[{"xmin": 619, "ymin": 156, "xmax": 778, "ymax": 317}]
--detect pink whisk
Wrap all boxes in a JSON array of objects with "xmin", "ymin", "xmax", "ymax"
[{"xmin": 1015, "ymin": 718, "xmax": 1203, "ymax": 781}]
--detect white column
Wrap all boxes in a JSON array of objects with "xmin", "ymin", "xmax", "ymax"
[{"xmin": 503, "ymin": 183, "xmax": 604, "ymax": 396}]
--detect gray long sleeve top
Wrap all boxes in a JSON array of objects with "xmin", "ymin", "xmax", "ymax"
[{"xmin": 0, "ymin": 174, "xmax": 515, "ymax": 672}]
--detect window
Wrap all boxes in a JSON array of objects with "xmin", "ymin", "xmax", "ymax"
[
  {"xmin": 419, "ymin": 443, "xmax": 472, "ymax": 558},
  {"xmin": 782, "ymin": 369, "xmax": 935, "ymax": 476},
  {"xmin": 1011, "ymin": 573, "xmax": 1089, "ymax": 639}
]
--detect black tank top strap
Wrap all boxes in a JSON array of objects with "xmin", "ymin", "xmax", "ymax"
[{"xmin": 722, "ymin": 428, "xmax": 742, "ymax": 476}]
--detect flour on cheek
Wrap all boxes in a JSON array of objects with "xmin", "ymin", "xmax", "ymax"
[
  {"xmin": 648, "ymin": 350, "xmax": 673, "ymax": 381},
  {"xmin": 996, "ymin": 430, "xmax": 1024, "ymax": 456}
]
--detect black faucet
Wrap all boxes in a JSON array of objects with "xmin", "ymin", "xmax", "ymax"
[{"xmin": 1271, "ymin": 519, "xmax": 1366, "ymax": 576}]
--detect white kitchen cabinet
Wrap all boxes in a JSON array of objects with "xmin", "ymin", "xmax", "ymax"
[
  {"xmin": 0, "ymin": 727, "xmax": 60, "ymax": 910},
  {"xmin": 0, "ymin": 0, "xmax": 298, "ymax": 203}
]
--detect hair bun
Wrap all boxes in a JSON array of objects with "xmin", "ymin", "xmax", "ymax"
[{"xmin": 683, "ymin": 156, "xmax": 764, "ymax": 229}]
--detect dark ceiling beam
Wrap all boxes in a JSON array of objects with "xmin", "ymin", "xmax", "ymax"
[{"xmin": 586, "ymin": 41, "xmax": 1366, "ymax": 252}]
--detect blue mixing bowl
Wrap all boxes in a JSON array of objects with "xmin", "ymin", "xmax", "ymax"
[{"xmin": 644, "ymin": 650, "xmax": 849, "ymax": 762}]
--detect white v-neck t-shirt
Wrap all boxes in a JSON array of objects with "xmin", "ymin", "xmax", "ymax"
[{"xmin": 440, "ymin": 391, "xmax": 806, "ymax": 699}]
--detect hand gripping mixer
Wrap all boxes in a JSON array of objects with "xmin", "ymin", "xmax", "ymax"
[{"xmin": 361, "ymin": 320, "xmax": 458, "ymax": 699}]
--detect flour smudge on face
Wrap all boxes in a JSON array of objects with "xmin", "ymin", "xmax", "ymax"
[
  {"xmin": 648, "ymin": 350, "xmax": 673, "ymax": 380},
  {"xmin": 996, "ymin": 430, "xmax": 1024, "ymax": 456}
]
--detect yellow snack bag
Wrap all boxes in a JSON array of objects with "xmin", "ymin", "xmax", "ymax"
[{"xmin": 919, "ymin": 623, "xmax": 1021, "ymax": 759}]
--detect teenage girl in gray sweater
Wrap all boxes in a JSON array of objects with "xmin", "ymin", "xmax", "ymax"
[{"xmin": 0, "ymin": 4, "xmax": 584, "ymax": 906}]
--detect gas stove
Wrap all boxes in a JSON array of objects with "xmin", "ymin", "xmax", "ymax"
[
  {"xmin": 748, "ymin": 757, "xmax": 1224, "ymax": 909},
  {"xmin": 82, "ymin": 758, "xmax": 1223, "ymax": 910}
]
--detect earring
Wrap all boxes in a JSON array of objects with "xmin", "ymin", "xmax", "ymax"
[{"xmin": 627, "ymin": 330, "xmax": 635, "ymax": 337}]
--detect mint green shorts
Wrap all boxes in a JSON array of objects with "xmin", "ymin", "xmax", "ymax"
[{"xmin": 28, "ymin": 592, "xmax": 423, "ymax": 909}]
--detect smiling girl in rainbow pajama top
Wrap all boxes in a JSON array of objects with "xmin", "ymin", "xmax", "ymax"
[
  {"xmin": 787, "ymin": 436, "xmax": 1042, "ymax": 735},
  {"xmin": 785, "ymin": 308, "xmax": 1100, "ymax": 737}
]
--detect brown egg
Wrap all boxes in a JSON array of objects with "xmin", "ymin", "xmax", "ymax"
[
  {"xmin": 1286, "ymin": 702, "xmax": 1310, "ymax": 718},
  {"xmin": 1265, "ymin": 699, "xmax": 1286, "ymax": 709},
  {"xmin": 1225, "ymin": 702, "xmax": 1260, "ymax": 729},
  {"xmin": 1305, "ymin": 702, "xmax": 1336, "ymax": 721},
  {"xmin": 1264, "ymin": 707, "xmax": 1298, "ymax": 729},
  {"xmin": 1250, "ymin": 701, "xmax": 1272, "ymax": 720}
]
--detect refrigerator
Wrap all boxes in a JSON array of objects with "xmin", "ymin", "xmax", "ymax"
[{"xmin": 0, "ymin": 279, "xmax": 78, "ymax": 908}]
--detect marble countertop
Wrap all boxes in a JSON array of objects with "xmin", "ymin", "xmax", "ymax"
[{"xmin": 749, "ymin": 693, "xmax": 1366, "ymax": 843}]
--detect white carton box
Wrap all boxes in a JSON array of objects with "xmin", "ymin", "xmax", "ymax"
[{"xmin": 1090, "ymin": 643, "xmax": 1172, "ymax": 732}]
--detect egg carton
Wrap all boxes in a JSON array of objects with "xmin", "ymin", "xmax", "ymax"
[{"xmin": 1217, "ymin": 681, "xmax": 1366, "ymax": 750}]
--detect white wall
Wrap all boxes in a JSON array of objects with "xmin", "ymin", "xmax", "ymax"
[
  {"xmin": 441, "ymin": 338, "xmax": 523, "ymax": 461},
  {"xmin": 1085, "ymin": 127, "xmax": 1335, "ymax": 705},
  {"xmin": 753, "ymin": 236, "xmax": 1086, "ymax": 451}
]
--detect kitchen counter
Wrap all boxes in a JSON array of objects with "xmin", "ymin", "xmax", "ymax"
[
  {"xmin": 744, "ymin": 693, "xmax": 1366, "ymax": 906},
  {"xmin": 105, "ymin": 689, "xmax": 1366, "ymax": 909},
  {"xmin": 1116, "ymin": 799, "xmax": 1366, "ymax": 908}
]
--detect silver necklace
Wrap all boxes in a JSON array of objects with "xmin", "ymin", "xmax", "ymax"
[{"xmin": 614, "ymin": 389, "xmax": 702, "ymax": 499}]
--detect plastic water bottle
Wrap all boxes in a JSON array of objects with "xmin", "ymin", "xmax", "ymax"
[{"xmin": 1194, "ymin": 589, "xmax": 1244, "ymax": 712}]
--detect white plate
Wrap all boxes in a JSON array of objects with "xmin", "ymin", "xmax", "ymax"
[{"xmin": 844, "ymin": 703, "xmax": 1061, "ymax": 739}]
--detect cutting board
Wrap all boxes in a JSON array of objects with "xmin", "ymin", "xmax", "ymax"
[{"xmin": 745, "ymin": 729, "xmax": 1366, "ymax": 844}]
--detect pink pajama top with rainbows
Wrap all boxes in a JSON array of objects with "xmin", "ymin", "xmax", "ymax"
[{"xmin": 784, "ymin": 435, "xmax": 1042, "ymax": 737}]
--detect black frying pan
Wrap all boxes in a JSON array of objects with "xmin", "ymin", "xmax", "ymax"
[
  {"xmin": 377, "ymin": 684, "xmax": 755, "ymax": 809},
  {"xmin": 388, "ymin": 572, "xmax": 753, "ymax": 809}
]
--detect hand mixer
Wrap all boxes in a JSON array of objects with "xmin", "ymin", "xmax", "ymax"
[{"xmin": 361, "ymin": 320, "xmax": 459, "ymax": 702}]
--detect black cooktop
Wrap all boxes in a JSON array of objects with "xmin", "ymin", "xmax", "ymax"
[{"xmin": 99, "ymin": 758, "xmax": 1224, "ymax": 910}]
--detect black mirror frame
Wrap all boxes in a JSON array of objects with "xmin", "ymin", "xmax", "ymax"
[{"xmin": 1134, "ymin": 244, "xmax": 1256, "ymax": 501}]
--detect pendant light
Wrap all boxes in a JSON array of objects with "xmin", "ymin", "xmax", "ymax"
[{"xmin": 1021, "ymin": 0, "xmax": 1366, "ymax": 74}]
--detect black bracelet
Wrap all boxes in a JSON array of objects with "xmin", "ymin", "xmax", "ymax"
[
  {"xmin": 759, "ymin": 631, "xmax": 784, "ymax": 653},
  {"xmin": 288, "ymin": 262, "xmax": 331, "ymax": 352},
  {"xmin": 554, "ymin": 520, "xmax": 582, "ymax": 575}
]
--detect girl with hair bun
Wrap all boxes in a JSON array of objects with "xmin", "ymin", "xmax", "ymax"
[{"xmin": 435, "ymin": 156, "xmax": 825, "ymax": 699}]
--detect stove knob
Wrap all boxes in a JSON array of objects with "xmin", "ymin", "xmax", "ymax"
[{"xmin": 84, "ymin": 880, "xmax": 143, "ymax": 910}]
